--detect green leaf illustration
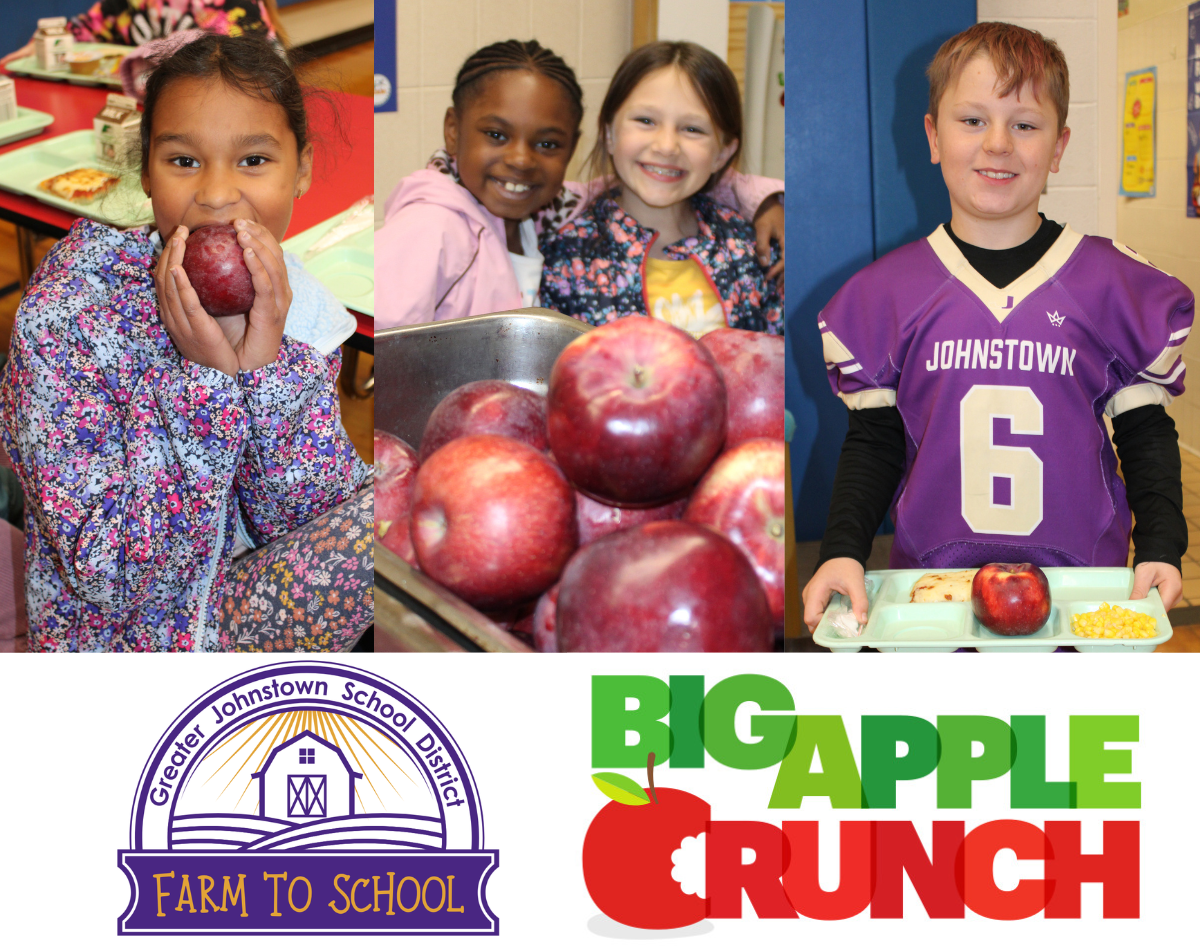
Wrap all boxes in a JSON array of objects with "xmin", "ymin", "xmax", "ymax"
[{"xmin": 592, "ymin": 772, "xmax": 651, "ymax": 806}]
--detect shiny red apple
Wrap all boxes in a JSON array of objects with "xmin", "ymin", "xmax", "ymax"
[
  {"xmin": 532, "ymin": 583, "xmax": 559, "ymax": 653},
  {"xmin": 373, "ymin": 430, "xmax": 420, "ymax": 564},
  {"xmin": 684, "ymin": 438, "xmax": 786, "ymax": 625},
  {"xmin": 410, "ymin": 434, "xmax": 577, "ymax": 609},
  {"xmin": 556, "ymin": 521, "xmax": 773, "ymax": 652},
  {"xmin": 419, "ymin": 380, "xmax": 548, "ymax": 461},
  {"xmin": 575, "ymin": 491, "xmax": 688, "ymax": 546},
  {"xmin": 582, "ymin": 786, "xmax": 709, "ymax": 930},
  {"xmin": 700, "ymin": 328, "xmax": 785, "ymax": 445},
  {"xmin": 971, "ymin": 563, "xmax": 1052, "ymax": 636},
  {"xmin": 182, "ymin": 224, "xmax": 255, "ymax": 316},
  {"xmin": 547, "ymin": 317, "xmax": 727, "ymax": 506}
]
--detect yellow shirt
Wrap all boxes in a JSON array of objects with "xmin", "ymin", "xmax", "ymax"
[{"xmin": 644, "ymin": 257, "xmax": 727, "ymax": 338}]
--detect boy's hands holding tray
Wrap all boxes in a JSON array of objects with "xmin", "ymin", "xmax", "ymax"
[{"xmin": 803, "ymin": 556, "xmax": 868, "ymax": 632}]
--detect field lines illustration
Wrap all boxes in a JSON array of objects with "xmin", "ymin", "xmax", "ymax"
[{"xmin": 167, "ymin": 709, "xmax": 445, "ymax": 853}]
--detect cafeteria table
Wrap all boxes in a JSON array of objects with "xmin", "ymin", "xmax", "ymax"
[{"xmin": 0, "ymin": 72, "xmax": 374, "ymax": 355}]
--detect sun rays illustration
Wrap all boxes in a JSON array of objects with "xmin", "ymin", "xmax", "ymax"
[{"xmin": 177, "ymin": 709, "xmax": 434, "ymax": 816}]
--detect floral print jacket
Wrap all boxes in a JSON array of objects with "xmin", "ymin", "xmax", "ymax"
[
  {"xmin": 0, "ymin": 219, "xmax": 368, "ymax": 652},
  {"xmin": 70, "ymin": 0, "xmax": 274, "ymax": 45},
  {"xmin": 539, "ymin": 190, "xmax": 783, "ymax": 334}
]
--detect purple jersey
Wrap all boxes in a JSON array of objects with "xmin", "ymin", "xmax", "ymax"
[{"xmin": 820, "ymin": 225, "xmax": 1194, "ymax": 569}]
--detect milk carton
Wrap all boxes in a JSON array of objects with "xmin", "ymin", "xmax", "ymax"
[
  {"xmin": 94, "ymin": 94, "xmax": 140, "ymax": 163},
  {"xmin": 0, "ymin": 76, "xmax": 16, "ymax": 124},
  {"xmin": 34, "ymin": 18, "xmax": 74, "ymax": 72}
]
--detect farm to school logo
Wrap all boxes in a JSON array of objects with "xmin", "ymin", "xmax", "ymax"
[
  {"xmin": 117, "ymin": 663, "xmax": 497, "ymax": 935},
  {"xmin": 582, "ymin": 675, "xmax": 1141, "ymax": 929}
]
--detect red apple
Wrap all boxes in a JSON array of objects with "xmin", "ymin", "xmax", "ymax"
[
  {"xmin": 582, "ymin": 786, "xmax": 709, "ymax": 929},
  {"xmin": 374, "ymin": 430, "xmax": 420, "ymax": 564},
  {"xmin": 700, "ymin": 328, "xmax": 785, "ymax": 446},
  {"xmin": 410, "ymin": 434, "xmax": 577, "ymax": 609},
  {"xmin": 419, "ymin": 380, "xmax": 548, "ymax": 461},
  {"xmin": 182, "ymin": 224, "xmax": 255, "ymax": 316},
  {"xmin": 684, "ymin": 438, "xmax": 786, "ymax": 625},
  {"xmin": 556, "ymin": 521, "xmax": 773, "ymax": 652},
  {"xmin": 532, "ymin": 583, "xmax": 559, "ymax": 653},
  {"xmin": 547, "ymin": 317, "xmax": 727, "ymax": 506},
  {"xmin": 575, "ymin": 491, "xmax": 688, "ymax": 546},
  {"xmin": 971, "ymin": 563, "xmax": 1052, "ymax": 636}
]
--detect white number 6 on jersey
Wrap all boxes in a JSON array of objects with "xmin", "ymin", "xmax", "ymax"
[{"xmin": 960, "ymin": 385, "xmax": 1043, "ymax": 536}]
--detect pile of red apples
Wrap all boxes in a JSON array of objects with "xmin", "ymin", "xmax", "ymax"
[{"xmin": 374, "ymin": 317, "xmax": 785, "ymax": 652}]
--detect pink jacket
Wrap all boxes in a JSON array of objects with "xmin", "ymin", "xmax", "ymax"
[{"xmin": 375, "ymin": 163, "xmax": 784, "ymax": 329}]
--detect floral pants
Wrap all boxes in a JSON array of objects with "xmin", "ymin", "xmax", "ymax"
[{"xmin": 215, "ymin": 487, "xmax": 374, "ymax": 652}]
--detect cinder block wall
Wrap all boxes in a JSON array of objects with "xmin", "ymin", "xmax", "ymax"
[{"xmin": 373, "ymin": 0, "xmax": 633, "ymax": 225}]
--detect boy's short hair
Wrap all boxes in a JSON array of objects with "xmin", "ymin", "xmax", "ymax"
[{"xmin": 927, "ymin": 22, "xmax": 1069, "ymax": 132}]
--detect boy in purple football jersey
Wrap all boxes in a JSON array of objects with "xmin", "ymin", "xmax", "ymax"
[{"xmin": 803, "ymin": 22, "xmax": 1193, "ymax": 630}]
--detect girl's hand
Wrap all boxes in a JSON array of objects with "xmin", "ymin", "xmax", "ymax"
[
  {"xmin": 1, "ymin": 39, "xmax": 34, "ymax": 68},
  {"xmin": 753, "ymin": 192, "xmax": 785, "ymax": 291},
  {"xmin": 223, "ymin": 218, "xmax": 291, "ymax": 373},
  {"xmin": 1131, "ymin": 561, "xmax": 1183, "ymax": 612},
  {"xmin": 803, "ymin": 556, "xmax": 867, "ymax": 632},
  {"xmin": 155, "ymin": 226, "xmax": 240, "ymax": 378}
]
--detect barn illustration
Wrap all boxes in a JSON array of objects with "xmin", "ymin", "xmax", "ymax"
[{"xmin": 251, "ymin": 730, "xmax": 363, "ymax": 823}]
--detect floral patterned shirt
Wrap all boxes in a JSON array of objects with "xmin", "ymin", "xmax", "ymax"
[
  {"xmin": 0, "ymin": 219, "xmax": 367, "ymax": 651},
  {"xmin": 70, "ymin": 0, "xmax": 274, "ymax": 45},
  {"xmin": 539, "ymin": 190, "xmax": 783, "ymax": 334}
]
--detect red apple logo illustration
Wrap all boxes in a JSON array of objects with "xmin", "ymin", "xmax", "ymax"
[{"xmin": 582, "ymin": 754, "xmax": 710, "ymax": 929}]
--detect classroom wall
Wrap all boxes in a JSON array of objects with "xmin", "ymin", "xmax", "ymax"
[
  {"xmin": 1116, "ymin": 0, "xmax": 1200, "ymax": 452},
  {"xmin": 978, "ymin": 0, "xmax": 1119, "ymax": 239},
  {"xmin": 373, "ymin": 0, "xmax": 632, "ymax": 224}
]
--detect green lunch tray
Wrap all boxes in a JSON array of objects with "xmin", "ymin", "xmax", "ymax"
[
  {"xmin": 0, "ymin": 129, "xmax": 153, "ymax": 228},
  {"xmin": 5, "ymin": 43, "xmax": 129, "ymax": 88},
  {"xmin": 812, "ymin": 567, "xmax": 1173, "ymax": 654},
  {"xmin": 0, "ymin": 107, "xmax": 54, "ymax": 148},
  {"xmin": 282, "ymin": 203, "xmax": 374, "ymax": 316}
]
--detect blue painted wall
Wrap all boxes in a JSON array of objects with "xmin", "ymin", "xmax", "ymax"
[{"xmin": 786, "ymin": 0, "xmax": 975, "ymax": 542}]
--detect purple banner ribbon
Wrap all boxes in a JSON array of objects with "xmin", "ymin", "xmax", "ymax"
[{"xmin": 118, "ymin": 851, "xmax": 498, "ymax": 934}]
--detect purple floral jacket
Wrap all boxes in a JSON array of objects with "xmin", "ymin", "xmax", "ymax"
[
  {"xmin": 0, "ymin": 219, "xmax": 367, "ymax": 652},
  {"xmin": 539, "ymin": 191, "xmax": 783, "ymax": 334}
]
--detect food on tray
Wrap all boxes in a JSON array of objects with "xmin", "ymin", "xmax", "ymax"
[
  {"xmin": 66, "ymin": 50, "xmax": 102, "ymax": 75},
  {"xmin": 971, "ymin": 562, "xmax": 1052, "ymax": 636},
  {"xmin": 39, "ymin": 167, "xmax": 119, "ymax": 203},
  {"xmin": 910, "ymin": 569, "xmax": 978, "ymax": 603},
  {"xmin": 182, "ymin": 224, "xmax": 254, "ymax": 316},
  {"xmin": 1071, "ymin": 603, "xmax": 1157, "ymax": 639}
]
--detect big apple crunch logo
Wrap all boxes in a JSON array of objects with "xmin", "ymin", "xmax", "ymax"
[{"xmin": 583, "ymin": 675, "xmax": 1140, "ymax": 929}]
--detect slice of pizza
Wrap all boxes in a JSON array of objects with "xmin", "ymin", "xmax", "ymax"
[
  {"xmin": 910, "ymin": 569, "xmax": 978, "ymax": 603},
  {"xmin": 39, "ymin": 168, "xmax": 120, "ymax": 204}
]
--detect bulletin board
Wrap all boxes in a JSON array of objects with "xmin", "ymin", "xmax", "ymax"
[{"xmin": 1120, "ymin": 66, "xmax": 1156, "ymax": 198}]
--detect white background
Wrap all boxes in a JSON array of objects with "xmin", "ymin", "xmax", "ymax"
[{"xmin": 1, "ymin": 654, "xmax": 1197, "ymax": 948}]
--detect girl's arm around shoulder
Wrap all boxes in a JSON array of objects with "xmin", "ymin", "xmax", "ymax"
[
  {"xmin": 0, "ymin": 273, "xmax": 249, "ymax": 611},
  {"xmin": 232, "ymin": 338, "xmax": 369, "ymax": 544},
  {"xmin": 375, "ymin": 201, "xmax": 480, "ymax": 328}
]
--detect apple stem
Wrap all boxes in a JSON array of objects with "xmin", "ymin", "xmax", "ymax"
[{"xmin": 647, "ymin": 752, "xmax": 658, "ymax": 805}]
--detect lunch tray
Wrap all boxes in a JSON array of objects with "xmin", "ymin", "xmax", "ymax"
[
  {"xmin": 281, "ymin": 202, "xmax": 374, "ymax": 315},
  {"xmin": 5, "ymin": 43, "xmax": 128, "ymax": 88},
  {"xmin": 0, "ymin": 107, "xmax": 54, "ymax": 147},
  {"xmin": 812, "ymin": 567, "xmax": 1173, "ymax": 653},
  {"xmin": 0, "ymin": 129, "xmax": 152, "ymax": 227}
]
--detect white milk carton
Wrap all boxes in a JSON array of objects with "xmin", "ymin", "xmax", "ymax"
[
  {"xmin": 34, "ymin": 18, "xmax": 74, "ymax": 72},
  {"xmin": 94, "ymin": 94, "xmax": 140, "ymax": 163},
  {"xmin": 0, "ymin": 76, "xmax": 16, "ymax": 124}
]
